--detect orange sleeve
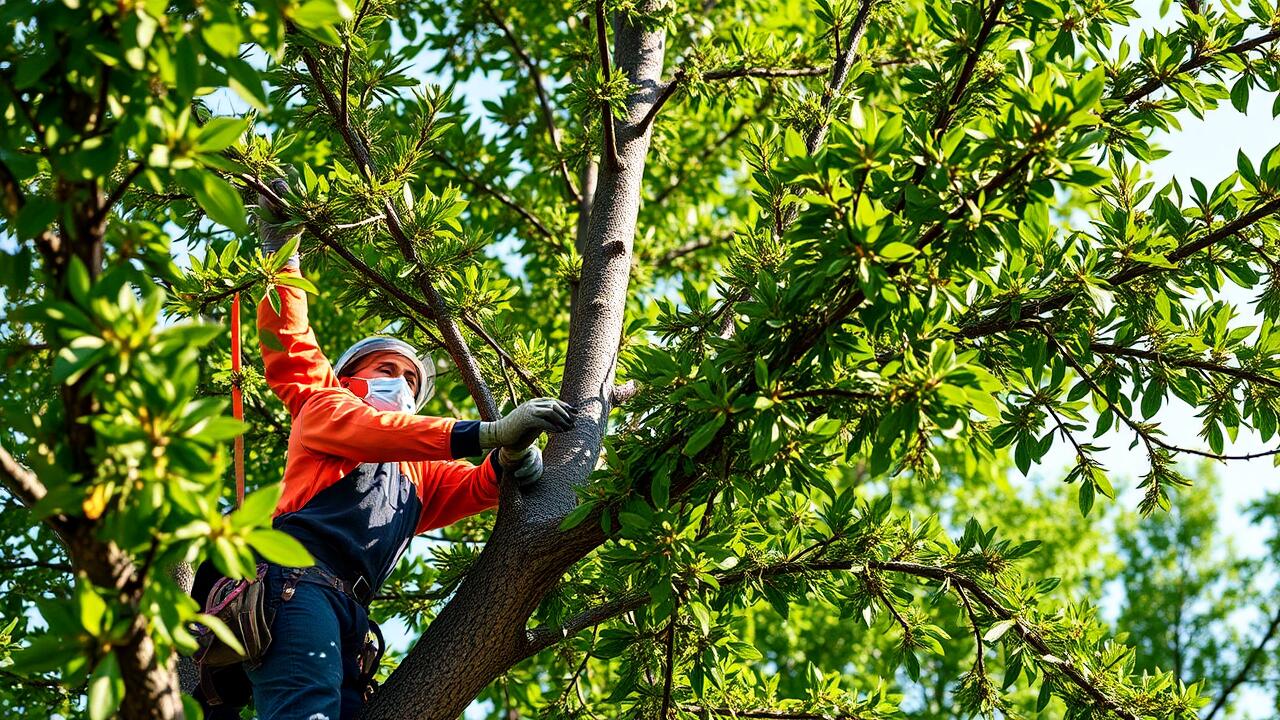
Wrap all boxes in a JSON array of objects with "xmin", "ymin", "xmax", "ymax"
[
  {"xmin": 257, "ymin": 267, "xmax": 337, "ymax": 417},
  {"xmin": 414, "ymin": 454, "xmax": 501, "ymax": 533},
  {"xmin": 295, "ymin": 388, "xmax": 462, "ymax": 463}
]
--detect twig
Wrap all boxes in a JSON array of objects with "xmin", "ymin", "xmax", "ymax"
[
  {"xmin": 1090, "ymin": 342, "xmax": 1280, "ymax": 390},
  {"xmin": 433, "ymin": 155, "xmax": 555, "ymax": 241},
  {"xmin": 594, "ymin": 0, "xmax": 621, "ymax": 171},
  {"xmin": 331, "ymin": 214, "xmax": 386, "ymax": 230},
  {"xmin": 1118, "ymin": 29, "xmax": 1280, "ymax": 109},
  {"xmin": 1047, "ymin": 333, "xmax": 1280, "ymax": 461},
  {"xmin": 483, "ymin": 2, "xmax": 580, "ymax": 203},
  {"xmin": 91, "ymin": 159, "xmax": 146, "ymax": 227}
]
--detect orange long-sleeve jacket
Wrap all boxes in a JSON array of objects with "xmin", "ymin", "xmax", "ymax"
[{"xmin": 257, "ymin": 268, "xmax": 499, "ymax": 589}]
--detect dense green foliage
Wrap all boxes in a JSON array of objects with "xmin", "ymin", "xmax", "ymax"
[{"xmin": 3, "ymin": 0, "xmax": 1280, "ymax": 717}]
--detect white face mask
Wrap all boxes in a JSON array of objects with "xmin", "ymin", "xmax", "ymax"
[{"xmin": 361, "ymin": 376, "xmax": 416, "ymax": 413}]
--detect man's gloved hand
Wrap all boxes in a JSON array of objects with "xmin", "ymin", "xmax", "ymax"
[
  {"xmin": 478, "ymin": 398, "xmax": 575, "ymax": 450},
  {"xmin": 500, "ymin": 445, "xmax": 544, "ymax": 491},
  {"xmin": 256, "ymin": 177, "xmax": 302, "ymax": 268}
]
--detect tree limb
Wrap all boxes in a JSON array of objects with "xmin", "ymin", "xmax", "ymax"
[
  {"xmin": 482, "ymin": 2, "xmax": 581, "ymax": 203},
  {"xmin": 296, "ymin": 45, "xmax": 499, "ymax": 420},
  {"xmin": 1048, "ymin": 333, "xmax": 1280, "ymax": 461},
  {"xmin": 0, "ymin": 442, "xmax": 47, "ymax": 508},
  {"xmin": 1090, "ymin": 341, "xmax": 1280, "ymax": 390},
  {"xmin": 1117, "ymin": 28, "xmax": 1280, "ymax": 109}
]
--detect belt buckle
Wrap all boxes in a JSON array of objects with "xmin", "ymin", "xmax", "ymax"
[{"xmin": 352, "ymin": 576, "xmax": 371, "ymax": 604}]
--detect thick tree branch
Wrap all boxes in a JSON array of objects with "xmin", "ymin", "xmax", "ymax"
[
  {"xmin": 296, "ymin": 45, "xmax": 499, "ymax": 420},
  {"xmin": 482, "ymin": 2, "xmax": 581, "ymax": 203}
]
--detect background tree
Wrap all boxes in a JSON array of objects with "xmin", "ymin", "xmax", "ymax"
[{"xmin": 3, "ymin": 0, "xmax": 1280, "ymax": 717}]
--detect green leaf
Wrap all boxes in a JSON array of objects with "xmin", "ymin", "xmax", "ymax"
[
  {"xmin": 87, "ymin": 654, "xmax": 123, "ymax": 720},
  {"xmin": 878, "ymin": 242, "xmax": 917, "ymax": 261},
  {"xmin": 226, "ymin": 58, "xmax": 269, "ymax": 112},
  {"xmin": 291, "ymin": 0, "xmax": 353, "ymax": 28},
  {"xmin": 683, "ymin": 413, "xmax": 726, "ymax": 457},
  {"xmin": 181, "ymin": 171, "xmax": 248, "ymax": 234},
  {"xmin": 231, "ymin": 484, "xmax": 283, "ymax": 529},
  {"xmin": 201, "ymin": 21, "xmax": 242, "ymax": 57},
  {"xmin": 558, "ymin": 501, "xmax": 595, "ymax": 531},
  {"xmin": 196, "ymin": 117, "xmax": 249, "ymax": 153},
  {"xmin": 247, "ymin": 529, "xmax": 314, "ymax": 567},
  {"xmin": 275, "ymin": 274, "xmax": 317, "ymax": 296},
  {"xmin": 193, "ymin": 613, "xmax": 246, "ymax": 656},
  {"xmin": 984, "ymin": 618, "xmax": 1016, "ymax": 642}
]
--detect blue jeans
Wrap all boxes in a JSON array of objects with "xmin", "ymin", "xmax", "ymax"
[{"xmin": 245, "ymin": 565, "xmax": 370, "ymax": 720}]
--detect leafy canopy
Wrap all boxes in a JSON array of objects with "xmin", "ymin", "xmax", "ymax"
[{"xmin": 2, "ymin": 0, "xmax": 1280, "ymax": 717}]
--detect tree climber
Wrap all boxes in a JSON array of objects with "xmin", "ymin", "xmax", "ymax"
[{"xmin": 193, "ymin": 180, "xmax": 576, "ymax": 720}]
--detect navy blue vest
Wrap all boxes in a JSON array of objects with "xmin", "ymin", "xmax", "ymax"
[{"xmin": 273, "ymin": 461, "xmax": 421, "ymax": 593}]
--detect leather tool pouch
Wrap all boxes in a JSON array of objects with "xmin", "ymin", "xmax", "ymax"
[{"xmin": 193, "ymin": 563, "xmax": 274, "ymax": 669}]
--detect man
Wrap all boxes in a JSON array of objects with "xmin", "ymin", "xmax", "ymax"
[{"xmin": 198, "ymin": 181, "xmax": 575, "ymax": 720}]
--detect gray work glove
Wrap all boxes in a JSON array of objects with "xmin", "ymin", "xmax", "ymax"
[
  {"xmin": 478, "ymin": 398, "xmax": 575, "ymax": 450},
  {"xmin": 256, "ymin": 177, "xmax": 302, "ymax": 268},
  {"xmin": 500, "ymin": 445, "xmax": 544, "ymax": 491}
]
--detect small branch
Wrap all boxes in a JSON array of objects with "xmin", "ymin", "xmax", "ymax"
[
  {"xmin": 651, "ymin": 96, "xmax": 769, "ymax": 206},
  {"xmin": 1090, "ymin": 341, "xmax": 1280, "ymax": 390},
  {"xmin": 641, "ymin": 65, "xmax": 820, "ymax": 130},
  {"xmin": 611, "ymin": 380, "xmax": 638, "ymax": 405},
  {"xmin": 483, "ymin": 2, "xmax": 581, "ymax": 203},
  {"xmin": 91, "ymin": 159, "xmax": 146, "ymax": 227},
  {"xmin": 931, "ymin": 0, "xmax": 1006, "ymax": 137},
  {"xmin": 1048, "ymin": 334, "xmax": 1280, "ymax": 461},
  {"xmin": 332, "ymin": 213, "xmax": 386, "ymax": 230},
  {"xmin": 959, "ymin": 195, "xmax": 1280, "ymax": 340},
  {"xmin": 594, "ymin": 0, "xmax": 621, "ymax": 171},
  {"xmin": 0, "ymin": 156, "xmax": 25, "ymax": 216},
  {"xmin": 659, "ymin": 597, "xmax": 679, "ymax": 719},
  {"xmin": 0, "ymin": 72, "xmax": 44, "ymax": 140},
  {"xmin": 679, "ymin": 707, "xmax": 866, "ymax": 720},
  {"xmin": 296, "ymin": 44, "xmax": 499, "ymax": 420},
  {"xmin": 955, "ymin": 585, "xmax": 986, "ymax": 678},
  {"xmin": 434, "ymin": 155, "xmax": 555, "ymax": 241},
  {"xmin": 658, "ymin": 236, "xmax": 719, "ymax": 264},
  {"xmin": 1205, "ymin": 604, "xmax": 1280, "ymax": 720},
  {"xmin": 1118, "ymin": 28, "xmax": 1280, "ymax": 109},
  {"xmin": 777, "ymin": 387, "xmax": 878, "ymax": 402},
  {"xmin": 0, "ymin": 558, "xmax": 73, "ymax": 573}
]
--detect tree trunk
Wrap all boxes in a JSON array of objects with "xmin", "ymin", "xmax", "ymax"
[{"xmin": 358, "ymin": 5, "xmax": 667, "ymax": 718}]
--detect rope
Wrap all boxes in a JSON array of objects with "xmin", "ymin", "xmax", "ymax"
[{"xmin": 231, "ymin": 292, "xmax": 245, "ymax": 508}]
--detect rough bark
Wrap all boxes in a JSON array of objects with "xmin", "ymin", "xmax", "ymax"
[{"xmin": 357, "ymin": 5, "xmax": 667, "ymax": 718}]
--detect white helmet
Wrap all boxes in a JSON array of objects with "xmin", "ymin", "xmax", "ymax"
[{"xmin": 332, "ymin": 336, "xmax": 435, "ymax": 411}]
